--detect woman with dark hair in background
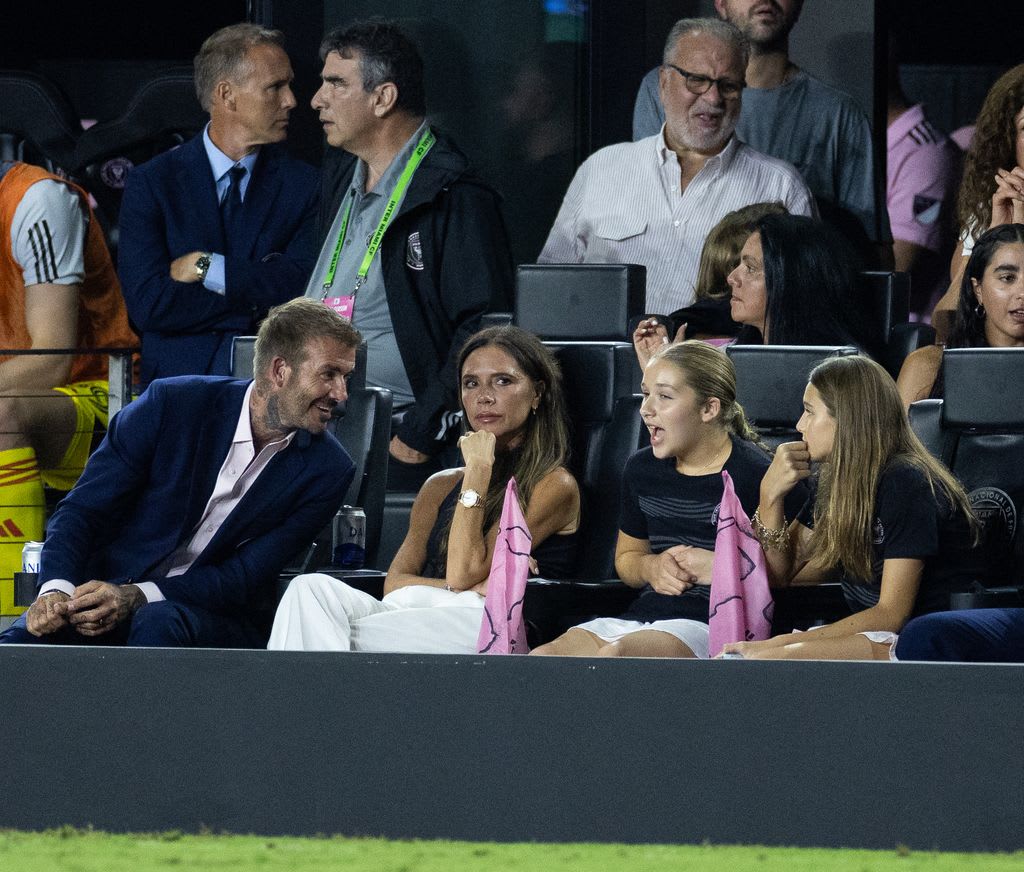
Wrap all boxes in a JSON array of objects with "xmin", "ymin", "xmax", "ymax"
[
  {"xmin": 268, "ymin": 326, "xmax": 580, "ymax": 652},
  {"xmin": 898, "ymin": 223, "xmax": 1024, "ymax": 407},
  {"xmin": 634, "ymin": 213, "xmax": 879, "ymax": 368},
  {"xmin": 633, "ymin": 201, "xmax": 788, "ymax": 352}
]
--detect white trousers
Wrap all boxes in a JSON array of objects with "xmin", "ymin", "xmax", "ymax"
[{"xmin": 267, "ymin": 573, "xmax": 485, "ymax": 653}]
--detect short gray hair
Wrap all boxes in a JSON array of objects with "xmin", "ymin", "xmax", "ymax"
[
  {"xmin": 194, "ymin": 23, "xmax": 287, "ymax": 111},
  {"xmin": 663, "ymin": 17, "xmax": 750, "ymax": 70}
]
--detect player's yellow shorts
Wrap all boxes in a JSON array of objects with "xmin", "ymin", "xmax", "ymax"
[{"xmin": 44, "ymin": 380, "xmax": 110, "ymax": 491}]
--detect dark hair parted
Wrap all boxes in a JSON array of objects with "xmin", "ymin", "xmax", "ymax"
[
  {"xmin": 253, "ymin": 298, "xmax": 362, "ymax": 382},
  {"xmin": 949, "ymin": 223, "xmax": 1024, "ymax": 349},
  {"xmin": 652, "ymin": 340, "xmax": 766, "ymax": 450},
  {"xmin": 320, "ymin": 18, "xmax": 426, "ymax": 117},
  {"xmin": 436, "ymin": 326, "xmax": 570, "ymax": 569},
  {"xmin": 194, "ymin": 23, "xmax": 286, "ymax": 111},
  {"xmin": 956, "ymin": 64, "xmax": 1024, "ymax": 235},
  {"xmin": 754, "ymin": 213, "xmax": 879, "ymax": 354},
  {"xmin": 807, "ymin": 354, "xmax": 977, "ymax": 582}
]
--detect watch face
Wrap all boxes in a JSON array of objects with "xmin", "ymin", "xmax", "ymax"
[{"xmin": 459, "ymin": 489, "xmax": 481, "ymax": 508}]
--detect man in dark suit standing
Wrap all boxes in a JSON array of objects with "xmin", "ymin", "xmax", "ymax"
[
  {"xmin": 118, "ymin": 23, "xmax": 318, "ymax": 386},
  {"xmin": 0, "ymin": 299, "xmax": 357, "ymax": 648}
]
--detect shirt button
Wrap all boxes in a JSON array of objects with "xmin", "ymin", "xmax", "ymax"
[
  {"xmin": 673, "ymin": 220, "xmax": 680, "ymax": 227},
  {"xmin": 206, "ymin": 525, "xmax": 214, "ymax": 533}
]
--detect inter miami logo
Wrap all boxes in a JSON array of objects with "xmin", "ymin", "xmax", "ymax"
[
  {"xmin": 406, "ymin": 231, "xmax": 424, "ymax": 271},
  {"xmin": 969, "ymin": 487, "xmax": 1017, "ymax": 543},
  {"xmin": 100, "ymin": 157, "xmax": 134, "ymax": 189}
]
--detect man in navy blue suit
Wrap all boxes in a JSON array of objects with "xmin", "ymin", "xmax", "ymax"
[
  {"xmin": 0, "ymin": 299, "xmax": 357, "ymax": 648},
  {"xmin": 118, "ymin": 23, "xmax": 318, "ymax": 387}
]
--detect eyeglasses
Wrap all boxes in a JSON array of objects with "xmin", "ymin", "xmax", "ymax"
[{"xmin": 664, "ymin": 64, "xmax": 745, "ymax": 100}]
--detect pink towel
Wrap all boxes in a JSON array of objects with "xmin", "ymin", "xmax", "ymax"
[
  {"xmin": 707, "ymin": 470, "xmax": 773, "ymax": 657},
  {"xmin": 476, "ymin": 478, "xmax": 532, "ymax": 654}
]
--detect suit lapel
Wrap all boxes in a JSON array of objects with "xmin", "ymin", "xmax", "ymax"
[
  {"xmin": 183, "ymin": 383, "xmax": 246, "ymax": 536},
  {"xmin": 202, "ymin": 431, "xmax": 309, "ymax": 556},
  {"xmin": 177, "ymin": 135, "xmax": 226, "ymax": 253}
]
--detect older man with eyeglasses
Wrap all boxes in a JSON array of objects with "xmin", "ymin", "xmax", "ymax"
[{"xmin": 539, "ymin": 17, "xmax": 814, "ymax": 315}]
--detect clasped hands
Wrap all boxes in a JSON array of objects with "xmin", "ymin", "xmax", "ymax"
[
  {"xmin": 647, "ymin": 545, "xmax": 712, "ymax": 595},
  {"xmin": 25, "ymin": 581, "xmax": 145, "ymax": 638},
  {"xmin": 992, "ymin": 167, "xmax": 1024, "ymax": 227}
]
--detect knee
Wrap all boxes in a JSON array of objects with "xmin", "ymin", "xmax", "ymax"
[
  {"xmin": 529, "ymin": 641, "xmax": 556, "ymax": 656},
  {"xmin": 895, "ymin": 613, "xmax": 946, "ymax": 661},
  {"xmin": 127, "ymin": 600, "xmax": 190, "ymax": 647},
  {"xmin": 282, "ymin": 573, "xmax": 336, "ymax": 605},
  {"xmin": 595, "ymin": 641, "xmax": 623, "ymax": 657}
]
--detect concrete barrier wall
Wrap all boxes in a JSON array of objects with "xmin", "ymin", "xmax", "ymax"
[{"xmin": 1, "ymin": 647, "xmax": 1021, "ymax": 850}]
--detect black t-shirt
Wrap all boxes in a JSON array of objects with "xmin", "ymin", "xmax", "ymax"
[
  {"xmin": 800, "ymin": 461, "xmax": 986, "ymax": 615},
  {"xmin": 617, "ymin": 435, "xmax": 808, "ymax": 623}
]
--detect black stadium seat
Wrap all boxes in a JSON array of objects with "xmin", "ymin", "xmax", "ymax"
[
  {"xmin": 0, "ymin": 70, "xmax": 81, "ymax": 172},
  {"xmin": 72, "ymin": 66, "xmax": 207, "ymax": 255},
  {"xmin": 726, "ymin": 344, "xmax": 857, "ymax": 450},
  {"xmin": 514, "ymin": 263, "xmax": 646, "ymax": 341},
  {"xmin": 940, "ymin": 349, "xmax": 1024, "ymax": 600},
  {"xmin": 524, "ymin": 342, "xmax": 644, "ymax": 644}
]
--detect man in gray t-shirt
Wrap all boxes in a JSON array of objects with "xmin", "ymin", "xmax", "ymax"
[{"xmin": 634, "ymin": 0, "xmax": 892, "ymax": 266}]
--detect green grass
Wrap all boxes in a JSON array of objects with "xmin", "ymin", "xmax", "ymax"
[{"xmin": 1, "ymin": 829, "xmax": 1022, "ymax": 872}]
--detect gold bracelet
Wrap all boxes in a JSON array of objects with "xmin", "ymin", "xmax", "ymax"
[{"xmin": 751, "ymin": 508, "xmax": 791, "ymax": 553}]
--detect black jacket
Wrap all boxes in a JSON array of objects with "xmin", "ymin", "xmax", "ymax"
[{"xmin": 318, "ymin": 127, "xmax": 514, "ymax": 455}]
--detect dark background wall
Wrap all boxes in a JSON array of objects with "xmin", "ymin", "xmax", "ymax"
[{"xmin": 4, "ymin": 0, "xmax": 1023, "ymax": 262}]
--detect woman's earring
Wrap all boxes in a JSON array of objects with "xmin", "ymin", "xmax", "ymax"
[{"xmin": 975, "ymin": 301, "xmax": 986, "ymax": 318}]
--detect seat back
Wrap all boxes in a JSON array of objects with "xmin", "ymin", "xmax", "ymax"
[
  {"xmin": 942, "ymin": 348, "xmax": 1024, "ymax": 586},
  {"xmin": 859, "ymin": 271, "xmax": 936, "ymax": 378},
  {"xmin": 72, "ymin": 66, "xmax": 206, "ymax": 254},
  {"xmin": 0, "ymin": 70, "xmax": 81, "ymax": 172},
  {"xmin": 726, "ymin": 345, "xmax": 857, "ymax": 450},
  {"xmin": 549, "ymin": 342, "xmax": 643, "ymax": 579},
  {"xmin": 861, "ymin": 270, "xmax": 910, "ymax": 344},
  {"xmin": 516, "ymin": 264, "xmax": 646, "ymax": 341},
  {"xmin": 908, "ymin": 399, "xmax": 955, "ymax": 465},
  {"xmin": 324, "ymin": 386, "xmax": 393, "ymax": 570}
]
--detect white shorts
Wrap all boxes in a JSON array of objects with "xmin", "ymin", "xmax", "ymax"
[{"xmin": 573, "ymin": 616, "xmax": 710, "ymax": 659}]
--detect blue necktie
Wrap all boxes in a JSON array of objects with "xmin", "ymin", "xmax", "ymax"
[{"xmin": 220, "ymin": 165, "xmax": 246, "ymax": 254}]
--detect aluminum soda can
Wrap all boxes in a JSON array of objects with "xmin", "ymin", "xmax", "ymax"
[
  {"xmin": 332, "ymin": 506, "xmax": 366, "ymax": 569},
  {"xmin": 22, "ymin": 541, "xmax": 44, "ymax": 574}
]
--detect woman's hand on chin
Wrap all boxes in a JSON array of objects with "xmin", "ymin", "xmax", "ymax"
[
  {"xmin": 762, "ymin": 440, "xmax": 811, "ymax": 504},
  {"xmin": 458, "ymin": 429, "xmax": 496, "ymax": 468}
]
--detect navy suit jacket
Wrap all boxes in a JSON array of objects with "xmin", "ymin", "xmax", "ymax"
[
  {"xmin": 118, "ymin": 134, "xmax": 318, "ymax": 386},
  {"xmin": 40, "ymin": 377, "xmax": 352, "ymax": 622}
]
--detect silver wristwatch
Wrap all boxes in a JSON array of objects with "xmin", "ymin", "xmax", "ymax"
[
  {"xmin": 194, "ymin": 252, "xmax": 212, "ymax": 281},
  {"xmin": 457, "ymin": 489, "xmax": 483, "ymax": 508}
]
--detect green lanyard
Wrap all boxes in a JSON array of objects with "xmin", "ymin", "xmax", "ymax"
[{"xmin": 320, "ymin": 128, "xmax": 436, "ymax": 298}]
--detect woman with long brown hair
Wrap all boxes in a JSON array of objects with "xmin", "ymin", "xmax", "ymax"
[
  {"xmin": 268, "ymin": 325, "xmax": 580, "ymax": 652},
  {"xmin": 723, "ymin": 355, "xmax": 985, "ymax": 660}
]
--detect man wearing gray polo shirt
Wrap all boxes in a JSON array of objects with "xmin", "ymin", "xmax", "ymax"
[{"xmin": 306, "ymin": 19, "xmax": 513, "ymax": 490}]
